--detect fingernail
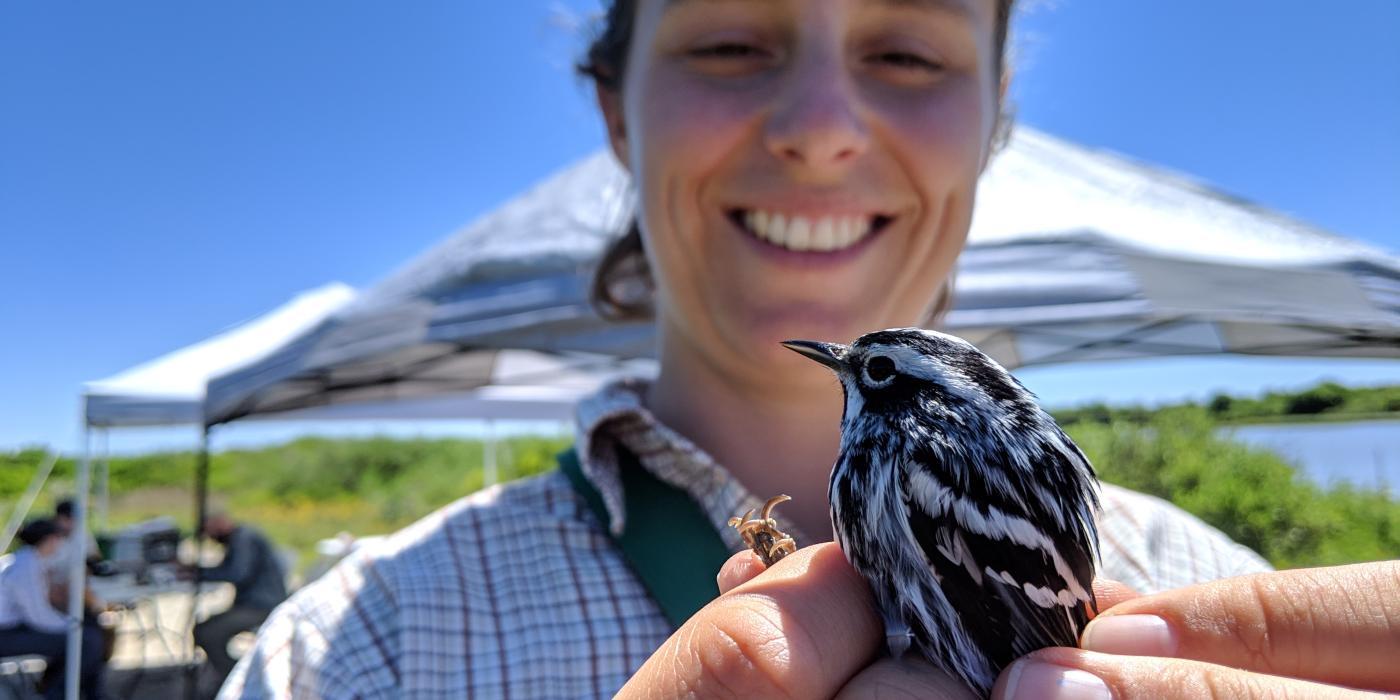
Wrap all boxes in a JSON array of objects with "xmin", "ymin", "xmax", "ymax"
[
  {"xmin": 1081, "ymin": 614, "xmax": 1177, "ymax": 656},
  {"xmin": 1000, "ymin": 660, "xmax": 1112, "ymax": 700}
]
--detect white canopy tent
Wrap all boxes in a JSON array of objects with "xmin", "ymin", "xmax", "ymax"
[
  {"xmin": 949, "ymin": 129, "xmax": 1399, "ymax": 366},
  {"xmin": 203, "ymin": 126, "xmax": 1400, "ymax": 429},
  {"xmin": 78, "ymin": 282, "xmax": 357, "ymax": 526},
  {"xmin": 64, "ymin": 282, "xmax": 354, "ymax": 700},
  {"xmin": 84, "ymin": 282, "xmax": 358, "ymax": 429},
  {"xmin": 66, "ymin": 281, "xmax": 640, "ymax": 699},
  {"xmin": 258, "ymin": 350, "xmax": 655, "ymax": 423}
]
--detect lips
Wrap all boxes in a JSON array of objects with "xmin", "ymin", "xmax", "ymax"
[{"xmin": 728, "ymin": 208, "xmax": 893, "ymax": 252}]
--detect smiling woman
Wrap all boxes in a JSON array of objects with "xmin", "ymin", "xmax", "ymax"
[
  {"xmin": 582, "ymin": 0, "xmax": 1016, "ymax": 542},
  {"xmin": 205, "ymin": 2, "xmax": 1400, "ymax": 700}
]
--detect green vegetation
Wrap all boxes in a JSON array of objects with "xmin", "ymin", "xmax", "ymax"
[
  {"xmin": 1046, "ymin": 382, "xmax": 1400, "ymax": 568},
  {"xmin": 1063, "ymin": 406, "xmax": 1398, "ymax": 569},
  {"xmin": 2, "ymin": 435, "xmax": 569, "ymax": 570},
  {"xmin": 3, "ymin": 382, "xmax": 1396, "ymax": 573},
  {"xmin": 1053, "ymin": 381, "xmax": 1400, "ymax": 426}
]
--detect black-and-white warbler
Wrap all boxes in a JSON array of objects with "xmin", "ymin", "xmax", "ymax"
[{"xmin": 783, "ymin": 328, "xmax": 1101, "ymax": 697}]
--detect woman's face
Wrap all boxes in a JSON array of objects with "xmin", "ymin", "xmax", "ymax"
[{"xmin": 601, "ymin": 0, "xmax": 1002, "ymax": 383}]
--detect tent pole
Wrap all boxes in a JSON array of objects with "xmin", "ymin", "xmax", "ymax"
[
  {"xmin": 484, "ymin": 419, "xmax": 498, "ymax": 488},
  {"xmin": 65, "ymin": 425, "xmax": 92, "ymax": 700},
  {"xmin": 186, "ymin": 426, "xmax": 211, "ymax": 700},
  {"xmin": 97, "ymin": 428, "xmax": 110, "ymax": 532}
]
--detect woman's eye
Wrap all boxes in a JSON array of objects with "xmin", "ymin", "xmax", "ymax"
[
  {"xmin": 684, "ymin": 41, "xmax": 773, "ymax": 77},
  {"xmin": 870, "ymin": 52, "xmax": 943, "ymax": 73},
  {"xmin": 689, "ymin": 43, "xmax": 764, "ymax": 59}
]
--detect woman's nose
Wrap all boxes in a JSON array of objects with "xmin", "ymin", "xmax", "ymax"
[{"xmin": 763, "ymin": 58, "xmax": 870, "ymax": 171}]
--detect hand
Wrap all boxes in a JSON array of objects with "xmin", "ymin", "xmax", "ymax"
[
  {"xmin": 617, "ymin": 545, "xmax": 1135, "ymax": 699},
  {"xmin": 616, "ymin": 544, "xmax": 972, "ymax": 698},
  {"xmin": 992, "ymin": 561, "xmax": 1400, "ymax": 699}
]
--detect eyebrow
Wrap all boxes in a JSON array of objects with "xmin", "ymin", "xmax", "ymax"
[
  {"xmin": 873, "ymin": 0, "xmax": 973, "ymax": 18},
  {"xmin": 664, "ymin": 0, "xmax": 974, "ymax": 18}
]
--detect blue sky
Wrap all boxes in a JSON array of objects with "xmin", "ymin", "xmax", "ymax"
[{"xmin": 2, "ymin": 1, "xmax": 1398, "ymax": 454}]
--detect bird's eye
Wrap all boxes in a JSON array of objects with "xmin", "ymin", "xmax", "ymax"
[{"xmin": 865, "ymin": 355, "xmax": 896, "ymax": 384}]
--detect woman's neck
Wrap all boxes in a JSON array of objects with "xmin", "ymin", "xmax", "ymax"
[{"xmin": 644, "ymin": 322, "xmax": 846, "ymax": 541}]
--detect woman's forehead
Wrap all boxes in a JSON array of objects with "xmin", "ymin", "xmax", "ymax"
[
  {"xmin": 655, "ymin": 0, "xmax": 980, "ymax": 13},
  {"xmin": 639, "ymin": 0, "xmax": 998, "ymax": 38},
  {"xmin": 649, "ymin": 0, "xmax": 991, "ymax": 19}
]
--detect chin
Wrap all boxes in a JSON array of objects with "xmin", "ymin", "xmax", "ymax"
[{"xmin": 732, "ymin": 301, "xmax": 876, "ymax": 354}]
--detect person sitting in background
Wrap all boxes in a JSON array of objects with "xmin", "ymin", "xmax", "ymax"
[
  {"xmin": 46, "ymin": 500, "xmax": 105, "ymax": 581},
  {"xmin": 0, "ymin": 519, "xmax": 106, "ymax": 700},
  {"xmin": 44, "ymin": 499, "xmax": 116, "ymax": 664},
  {"xmin": 184, "ymin": 512, "xmax": 287, "ymax": 689}
]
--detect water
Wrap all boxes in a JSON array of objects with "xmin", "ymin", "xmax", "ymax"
[{"xmin": 1222, "ymin": 420, "xmax": 1399, "ymax": 489}]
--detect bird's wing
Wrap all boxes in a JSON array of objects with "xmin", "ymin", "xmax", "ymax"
[{"xmin": 901, "ymin": 446, "xmax": 1096, "ymax": 665}]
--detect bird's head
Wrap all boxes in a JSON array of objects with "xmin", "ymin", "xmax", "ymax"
[{"xmin": 782, "ymin": 328, "xmax": 1034, "ymax": 427}]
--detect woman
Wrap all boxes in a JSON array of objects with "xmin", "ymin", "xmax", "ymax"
[
  {"xmin": 0, "ymin": 519, "xmax": 107, "ymax": 700},
  {"xmin": 222, "ymin": 1, "xmax": 1400, "ymax": 698}
]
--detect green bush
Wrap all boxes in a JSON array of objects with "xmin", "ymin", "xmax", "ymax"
[{"xmin": 1068, "ymin": 407, "xmax": 1400, "ymax": 568}]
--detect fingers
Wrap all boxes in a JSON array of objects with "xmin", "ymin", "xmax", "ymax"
[
  {"xmin": 716, "ymin": 550, "xmax": 766, "ymax": 595},
  {"xmin": 994, "ymin": 649, "xmax": 1379, "ymax": 700},
  {"xmin": 836, "ymin": 656, "xmax": 979, "ymax": 700},
  {"xmin": 1079, "ymin": 562, "xmax": 1400, "ymax": 691},
  {"xmin": 619, "ymin": 543, "xmax": 884, "ymax": 700},
  {"xmin": 1088, "ymin": 578, "xmax": 1139, "ymax": 619}
]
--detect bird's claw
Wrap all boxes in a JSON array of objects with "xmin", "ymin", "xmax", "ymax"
[{"xmin": 728, "ymin": 494, "xmax": 797, "ymax": 567}]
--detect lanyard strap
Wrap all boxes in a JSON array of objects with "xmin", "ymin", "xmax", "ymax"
[{"xmin": 558, "ymin": 448, "xmax": 732, "ymax": 628}]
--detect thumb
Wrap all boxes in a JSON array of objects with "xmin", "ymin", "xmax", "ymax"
[
  {"xmin": 993, "ymin": 649, "xmax": 1378, "ymax": 700},
  {"xmin": 717, "ymin": 550, "xmax": 766, "ymax": 594}
]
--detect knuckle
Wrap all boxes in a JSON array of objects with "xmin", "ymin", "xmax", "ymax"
[
  {"xmin": 1368, "ymin": 560, "xmax": 1400, "ymax": 635},
  {"xmin": 1241, "ymin": 575, "xmax": 1298, "ymax": 673},
  {"xmin": 682, "ymin": 597, "xmax": 802, "ymax": 700},
  {"xmin": 1191, "ymin": 573, "xmax": 1312, "ymax": 676},
  {"xmin": 1200, "ymin": 668, "xmax": 1265, "ymax": 700}
]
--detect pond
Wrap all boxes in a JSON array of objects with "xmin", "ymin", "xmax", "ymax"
[{"xmin": 1221, "ymin": 419, "xmax": 1399, "ymax": 489}]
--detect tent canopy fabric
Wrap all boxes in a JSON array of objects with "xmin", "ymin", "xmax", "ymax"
[
  {"xmin": 253, "ymin": 351, "xmax": 656, "ymax": 423},
  {"xmin": 83, "ymin": 283, "xmax": 356, "ymax": 428},
  {"xmin": 203, "ymin": 127, "xmax": 1400, "ymax": 427}
]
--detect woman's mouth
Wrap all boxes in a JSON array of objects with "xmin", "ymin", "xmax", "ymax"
[{"xmin": 727, "ymin": 209, "xmax": 893, "ymax": 253}]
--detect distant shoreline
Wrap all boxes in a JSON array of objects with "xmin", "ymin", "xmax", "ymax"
[{"xmin": 1217, "ymin": 412, "xmax": 1400, "ymax": 426}]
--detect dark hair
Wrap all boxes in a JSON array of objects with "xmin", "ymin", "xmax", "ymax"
[
  {"xmin": 579, "ymin": 0, "xmax": 1020, "ymax": 321},
  {"xmin": 18, "ymin": 519, "xmax": 59, "ymax": 547},
  {"xmin": 55, "ymin": 498, "xmax": 75, "ymax": 518}
]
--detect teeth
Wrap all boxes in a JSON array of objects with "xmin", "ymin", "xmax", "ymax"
[
  {"xmin": 838, "ymin": 217, "xmax": 857, "ymax": 247},
  {"xmin": 812, "ymin": 218, "xmax": 836, "ymax": 251},
  {"xmin": 770, "ymin": 213, "xmax": 788, "ymax": 243},
  {"xmin": 787, "ymin": 217, "xmax": 812, "ymax": 251},
  {"xmin": 740, "ymin": 209, "xmax": 876, "ymax": 252}
]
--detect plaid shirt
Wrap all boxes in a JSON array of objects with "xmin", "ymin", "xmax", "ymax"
[{"xmin": 220, "ymin": 379, "xmax": 1272, "ymax": 699}]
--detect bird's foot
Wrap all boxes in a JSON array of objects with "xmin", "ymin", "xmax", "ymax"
[{"xmin": 728, "ymin": 494, "xmax": 796, "ymax": 566}]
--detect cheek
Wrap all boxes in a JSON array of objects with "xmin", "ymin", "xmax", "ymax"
[
  {"xmin": 624, "ymin": 69, "xmax": 764, "ymax": 291},
  {"xmin": 866, "ymin": 76, "xmax": 990, "ymax": 321},
  {"xmin": 627, "ymin": 70, "xmax": 761, "ymax": 195},
  {"xmin": 874, "ymin": 75, "xmax": 992, "ymax": 189}
]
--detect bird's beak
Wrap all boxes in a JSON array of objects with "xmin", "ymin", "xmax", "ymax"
[{"xmin": 781, "ymin": 339, "xmax": 849, "ymax": 372}]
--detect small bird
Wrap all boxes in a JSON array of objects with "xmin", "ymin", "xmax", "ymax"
[{"xmin": 783, "ymin": 328, "xmax": 1100, "ymax": 697}]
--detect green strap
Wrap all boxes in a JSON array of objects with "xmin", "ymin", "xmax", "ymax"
[{"xmin": 558, "ymin": 448, "xmax": 732, "ymax": 628}]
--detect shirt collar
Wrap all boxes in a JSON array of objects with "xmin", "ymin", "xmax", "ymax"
[{"xmin": 574, "ymin": 377, "xmax": 812, "ymax": 550}]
